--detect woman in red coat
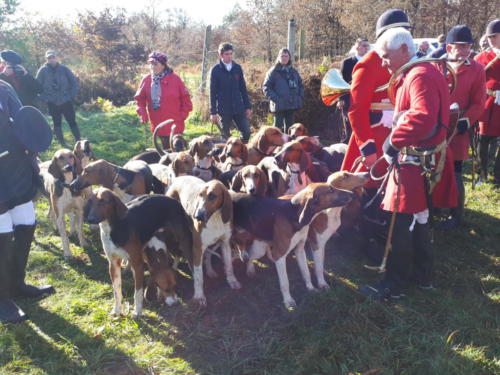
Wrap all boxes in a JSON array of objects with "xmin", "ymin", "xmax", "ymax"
[{"xmin": 135, "ymin": 52, "xmax": 193, "ymax": 149}]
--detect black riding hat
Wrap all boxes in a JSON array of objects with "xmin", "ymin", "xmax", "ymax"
[
  {"xmin": 486, "ymin": 19, "xmax": 500, "ymax": 36},
  {"xmin": 376, "ymin": 9, "xmax": 413, "ymax": 39},
  {"xmin": 446, "ymin": 25, "xmax": 474, "ymax": 44},
  {"xmin": 12, "ymin": 106, "xmax": 52, "ymax": 153},
  {"xmin": 0, "ymin": 50, "xmax": 23, "ymax": 65}
]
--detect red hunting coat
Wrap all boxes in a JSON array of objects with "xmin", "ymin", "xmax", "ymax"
[
  {"xmin": 475, "ymin": 50, "xmax": 500, "ymax": 136},
  {"xmin": 382, "ymin": 62, "xmax": 457, "ymax": 214},
  {"xmin": 342, "ymin": 51, "xmax": 392, "ymax": 188},
  {"xmin": 447, "ymin": 59, "xmax": 486, "ymax": 160},
  {"xmin": 135, "ymin": 72, "xmax": 193, "ymax": 136}
]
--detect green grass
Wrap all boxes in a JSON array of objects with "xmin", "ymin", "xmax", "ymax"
[{"xmin": 1, "ymin": 106, "xmax": 499, "ymax": 375}]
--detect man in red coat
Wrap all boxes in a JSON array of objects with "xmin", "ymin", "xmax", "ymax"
[
  {"xmin": 341, "ymin": 9, "xmax": 413, "ymax": 262},
  {"xmin": 475, "ymin": 19, "xmax": 500, "ymax": 186},
  {"xmin": 360, "ymin": 28, "xmax": 451, "ymax": 299},
  {"xmin": 437, "ymin": 26, "xmax": 486, "ymax": 229}
]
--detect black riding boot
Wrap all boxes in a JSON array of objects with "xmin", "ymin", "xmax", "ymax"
[
  {"xmin": 359, "ymin": 213, "xmax": 413, "ymax": 300},
  {"xmin": 0, "ymin": 232, "xmax": 27, "ymax": 323},
  {"xmin": 436, "ymin": 172, "xmax": 464, "ymax": 230},
  {"xmin": 11, "ymin": 224, "xmax": 54, "ymax": 298},
  {"xmin": 412, "ymin": 222, "xmax": 434, "ymax": 289}
]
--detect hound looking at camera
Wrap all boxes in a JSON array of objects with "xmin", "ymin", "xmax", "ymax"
[
  {"xmin": 167, "ymin": 176, "xmax": 240, "ymax": 306},
  {"xmin": 39, "ymin": 149, "xmax": 86, "ymax": 259}
]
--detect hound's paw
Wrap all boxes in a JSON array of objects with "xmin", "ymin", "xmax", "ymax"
[
  {"xmin": 246, "ymin": 262, "xmax": 256, "ymax": 277},
  {"xmin": 318, "ymin": 282, "xmax": 331, "ymax": 290},
  {"xmin": 193, "ymin": 296, "xmax": 207, "ymax": 307},
  {"xmin": 307, "ymin": 285, "xmax": 318, "ymax": 293},
  {"xmin": 131, "ymin": 311, "xmax": 142, "ymax": 319},
  {"xmin": 110, "ymin": 308, "xmax": 123, "ymax": 317},
  {"xmin": 284, "ymin": 298, "xmax": 297, "ymax": 309},
  {"xmin": 227, "ymin": 278, "xmax": 242, "ymax": 290}
]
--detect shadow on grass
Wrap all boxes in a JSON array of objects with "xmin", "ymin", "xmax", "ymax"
[{"xmin": 1, "ymin": 301, "xmax": 147, "ymax": 375}]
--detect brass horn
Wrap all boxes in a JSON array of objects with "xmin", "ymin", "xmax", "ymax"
[
  {"xmin": 320, "ymin": 69, "xmax": 350, "ymax": 106},
  {"xmin": 321, "ymin": 68, "xmax": 390, "ymax": 106},
  {"xmin": 387, "ymin": 58, "xmax": 457, "ymax": 104}
]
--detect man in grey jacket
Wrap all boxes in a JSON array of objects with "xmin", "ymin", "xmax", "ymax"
[{"xmin": 36, "ymin": 50, "xmax": 80, "ymax": 146}]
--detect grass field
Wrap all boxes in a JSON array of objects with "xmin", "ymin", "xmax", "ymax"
[{"xmin": 0, "ymin": 105, "xmax": 499, "ymax": 375}]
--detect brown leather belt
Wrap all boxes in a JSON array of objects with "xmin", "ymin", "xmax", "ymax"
[{"xmin": 370, "ymin": 102, "xmax": 395, "ymax": 111}]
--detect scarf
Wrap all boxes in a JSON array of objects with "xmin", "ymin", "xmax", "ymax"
[{"xmin": 151, "ymin": 68, "xmax": 171, "ymax": 111}]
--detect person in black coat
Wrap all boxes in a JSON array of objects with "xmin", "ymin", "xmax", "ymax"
[
  {"xmin": 0, "ymin": 81, "xmax": 54, "ymax": 324},
  {"xmin": 337, "ymin": 38, "xmax": 369, "ymax": 141},
  {"xmin": 262, "ymin": 48, "xmax": 304, "ymax": 132},
  {"xmin": 430, "ymin": 34, "xmax": 447, "ymax": 58},
  {"xmin": 209, "ymin": 43, "xmax": 252, "ymax": 142},
  {"xmin": 0, "ymin": 50, "xmax": 42, "ymax": 107}
]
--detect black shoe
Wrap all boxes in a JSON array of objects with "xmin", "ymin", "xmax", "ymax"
[
  {"xmin": 13, "ymin": 284, "xmax": 55, "ymax": 299},
  {"xmin": 363, "ymin": 238, "xmax": 384, "ymax": 264},
  {"xmin": 0, "ymin": 298, "xmax": 27, "ymax": 324},
  {"xmin": 435, "ymin": 216, "xmax": 461, "ymax": 230},
  {"xmin": 416, "ymin": 283, "xmax": 435, "ymax": 291},
  {"xmin": 358, "ymin": 281, "xmax": 403, "ymax": 301}
]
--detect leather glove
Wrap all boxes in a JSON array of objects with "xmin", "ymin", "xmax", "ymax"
[
  {"xmin": 456, "ymin": 118, "xmax": 469, "ymax": 135},
  {"xmin": 382, "ymin": 136, "xmax": 399, "ymax": 164}
]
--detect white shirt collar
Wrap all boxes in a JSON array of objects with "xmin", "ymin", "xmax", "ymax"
[
  {"xmin": 223, "ymin": 61, "xmax": 233, "ymax": 71},
  {"xmin": 493, "ymin": 48, "xmax": 500, "ymax": 55},
  {"xmin": 355, "ymin": 54, "xmax": 363, "ymax": 61}
]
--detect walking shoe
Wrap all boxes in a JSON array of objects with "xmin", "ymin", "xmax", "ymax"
[{"xmin": 358, "ymin": 281, "xmax": 404, "ymax": 301}]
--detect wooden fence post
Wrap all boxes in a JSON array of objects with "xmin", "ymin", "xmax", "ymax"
[
  {"xmin": 200, "ymin": 25, "xmax": 211, "ymax": 92},
  {"xmin": 287, "ymin": 18, "xmax": 297, "ymax": 61},
  {"xmin": 299, "ymin": 29, "xmax": 305, "ymax": 61}
]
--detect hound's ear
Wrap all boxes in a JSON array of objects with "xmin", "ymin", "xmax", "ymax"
[
  {"xmin": 144, "ymin": 277, "xmax": 159, "ymax": 303},
  {"xmin": 189, "ymin": 140, "xmax": 199, "ymax": 157},
  {"xmin": 220, "ymin": 142, "xmax": 230, "ymax": 163},
  {"xmin": 256, "ymin": 131, "xmax": 268, "ymax": 153},
  {"xmin": 73, "ymin": 152, "xmax": 83, "ymax": 176},
  {"xmin": 299, "ymin": 149, "xmax": 310, "ymax": 173},
  {"xmin": 293, "ymin": 194, "xmax": 314, "ymax": 226},
  {"xmin": 171, "ymin": 157, "xmax": 181, "ymax": 176},
  {"xmin": 220, "ymin": 184, "xmax": 233, "ymax": 223},
  {"xmin": 231, "ymin": 170, "xmax": 243, "ymax": 192},
  {"xmin": 113, "ymin": 194, "xmax": 128, "ymax": 220},
  {"xmin": 180, "ymin": 137, "xmax": 188, "ymax": 151},
  {"xmin": 73, "ymin": 141, "xmax": 81, "ymax": 155},
  {"xmin": 240, "ymin": 144, "xmax": 248, "ymax": 163},
  {"xmin": 48, "ymin": 156, "xmax": 63, "ymax": 180},
  {"xmin": 256, "ymin": 168, "xmax": 268, "ymax": 197}
]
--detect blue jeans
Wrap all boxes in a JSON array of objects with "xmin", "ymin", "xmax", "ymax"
[{"xmin": 220, "ymin": 112, "xmax": 251, "ymax": 142}]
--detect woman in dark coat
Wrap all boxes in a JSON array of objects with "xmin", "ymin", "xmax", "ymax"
[
  {"xmin": 0, "ymin": 50, "xmax": 42, "ymax": 107},
  {"xmin": 263, "ymin": 48, "xmax": 304, "ymax": 132},
  {"xmin": 0, "ymin": 81, "xmax": 54, "ymax": 324}
]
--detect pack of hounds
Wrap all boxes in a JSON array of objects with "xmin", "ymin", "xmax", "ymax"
[{"xmin": 38, "ymin": 122, "xmax": 370, "ymax": 317}]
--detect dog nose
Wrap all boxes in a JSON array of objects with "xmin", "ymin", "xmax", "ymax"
[
  {"xmin": 248, "ymin": 187, "xmax": 256, "ymax": 194},
  {"xmin": 194, "ymin": 208, "xmax": 206, "ymax": 221},
  {"xmin": 63, "ymin": 165, "xmax": 73, "ymax": 172}
]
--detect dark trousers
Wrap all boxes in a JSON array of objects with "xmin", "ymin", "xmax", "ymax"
[
  {"xmin": 384, "ymin": 213, "xmax": 433, "ymax": 290},
  {"xmin": 220, "ymin": 112, "xmax": 250, "ymax": 142},
  {"xmin": 48, "ymin": 101, "xmax": 80, "ymax": 143},
  {"xmin": 273, "ymin": 110, "xmax": 295, "ymax": 133},
  {"xmin": 478, "ymin": 135, "xmax": 500, "ymax": 182}
]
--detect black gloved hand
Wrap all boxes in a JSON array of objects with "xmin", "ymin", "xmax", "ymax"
[
  {"xmin": 382, "ymin": 136, "xmax": 399, "ymax": 164},
  {"xmin": 457, "ymin": 118, "xmax": 469, "ymax": 135}
]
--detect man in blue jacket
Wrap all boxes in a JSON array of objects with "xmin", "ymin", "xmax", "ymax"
[
  {"xmin": 36, "ymin": 50, "xmax": 80, "ymax": 146},
  {"xmin": 209, "ymin": 43, "xmax": 252, "ymax": 142}
]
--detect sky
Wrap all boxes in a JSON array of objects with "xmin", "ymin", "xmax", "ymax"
[{"xmin": 18, "ymin": 0, "xmax": 242, "ymax": 25}]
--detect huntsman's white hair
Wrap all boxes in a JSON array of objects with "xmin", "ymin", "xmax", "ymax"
[{"xmin": 375, "ymin": 27, "xmax": 416, "ymax": 57}]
